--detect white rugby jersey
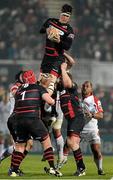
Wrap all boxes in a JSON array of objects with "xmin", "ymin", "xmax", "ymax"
[
  {"xmin": 9, "ymin": 82, "xmax": 21, "ymax": 115},
  {"xmin": 9, "ymin": 92, "xmax": 15, "ymax": 115},
  {"xmin": 82, "ymin": 95, "xmax": 103, "ymax": 131}
]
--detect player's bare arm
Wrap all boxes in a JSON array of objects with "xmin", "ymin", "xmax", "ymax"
[{"xmin": 61, "ymin": 62, "xmax": 72, "ymax": 88}]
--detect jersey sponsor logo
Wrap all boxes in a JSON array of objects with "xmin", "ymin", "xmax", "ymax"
[
  {"xmin": 49, "ymin": 25, "xmax": 64, "ymax": 36},
  {"xmin": 62, "ymin": 25, "xmax": 67, "ymax": 29},
  {"xmin": 68, "ymin": 33, "xmax": 75, "ymax": 39},
  {"xmin": 52, "ymin": 68, "xmax": 58, "ymax": 73},
  {"xmin": 23, "ymin": 83, "xmax": 29, "ymax": 88},
  {"xmin": 60, "ymin": 90, "xmax": 66, "ymax": 95},
  {"xmin": 35, "ymin": 137, "xmax": 41, "ymax": 140}
]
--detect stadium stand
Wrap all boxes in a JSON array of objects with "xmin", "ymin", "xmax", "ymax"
[
  {"xmin": 0, "ymin": 0, "xmax": 48, "ymax": 60},
  {"xmin": 72, "ymin": 0, "xmax": 113, "ymax": 61}
]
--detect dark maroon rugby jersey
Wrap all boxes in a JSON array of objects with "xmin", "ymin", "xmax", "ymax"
[
  {"xmin": 60, "ymin": 83, "xmax": 83, "ymax": 120},
  {"xmin": 40, "ymin": 18, "xmax": 74, "ymax": 62},
  {"xmin": 14, "ymin": 84, "xmax": 47, "ymax": 118}
]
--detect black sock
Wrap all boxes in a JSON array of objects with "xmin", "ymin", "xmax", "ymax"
[
  {"xmin": 44, "ymin": 147, "xmax": 55, "ymax": 168},
  {"xmin": 24, "ymin": 150, "xmax": 28, "ymax": 156},
  {"xmin": 10, "ymin": 151, "xmax": 25, "ymax": 171},
  {"xmin": 73, "ymin": 148, "xmax": 85, "ymax": 170}
]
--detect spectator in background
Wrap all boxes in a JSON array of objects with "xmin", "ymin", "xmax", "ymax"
[
  {"xmin": 72, "ymin": 0, "xmax": 113, "ymax": 61},
  {"xmin": 0, "ymin": 41, "xmax": 8, "ymax": 59},
  {"xmin": 8, "ymin": 41, "xmax": 20, "ymax": 60},
  {"xmin": 0, "ymin": 0, "xmax": 48, "ymax": 60}
]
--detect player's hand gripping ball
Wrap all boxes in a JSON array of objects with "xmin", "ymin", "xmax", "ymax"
[{"xmin": 47, "ymin": 27, "xmax": 60, "ymax": 43}]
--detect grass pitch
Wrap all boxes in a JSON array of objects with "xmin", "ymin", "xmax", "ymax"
[{"xmin": 0, "ymin": 154, "xmax": 113, "ymax": 179}]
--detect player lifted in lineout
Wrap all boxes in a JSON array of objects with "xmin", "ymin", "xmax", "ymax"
[{"xmin": 39, "ymin": 4, "xmax": 75, "ymax": 95}]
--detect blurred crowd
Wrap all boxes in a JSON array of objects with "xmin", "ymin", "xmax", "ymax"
[
  {"xmin": 0, "ymin": 0, "xmax": 113, "ymax": 61},
  {"xmin": 72, "ymin": 0, "xmax": 113, "ymax": 61},
  {"xmin": 0, "ymin": 0, "xmax": 48, "ymax": 60}
]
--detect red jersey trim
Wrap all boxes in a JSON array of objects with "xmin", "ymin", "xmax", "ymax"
[
  {"xmin": 18, "ymin": 98, "xmax": 39, "ymax": 101},
  {"xmin": 16, "ymin": 110, "xmax": 36, "ymax": 113},
  {"xmin": 16, "ymin": 105, "xmax": 37, "ymax": 109},
  {"xmin": 45, "ymin": 46, "xmax": 57, "ymax": 50},
  {"xmin": 50, "ymin": 70, "xmax": 59, "ymax": 77},
  {"xmin": 50, "ymin": 22, "xmax": 67, "ymax": 32},
  {"xmin": 68, "ymin": 101, "xmax": 75, "ymax": 118},
  {"xmin": 17, "ymin": 89, "xmax": 38, "ymax": 95},
  {"xmin": 45, "ymin": 53, "xmax": 58, "ymax": 57},
  {"xmin": 94, "ymin": 96, "xmax": 103, "ymax": 112}
]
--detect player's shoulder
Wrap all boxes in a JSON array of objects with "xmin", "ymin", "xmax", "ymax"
[
  {"xmin": 88, "ymin": 95, "xmax": 101, "ymax": 104},
  {"xmin": 84, "ymin": 95, "xmax": 94, "ymax": 103},
  {"xmin": 67, "ymin": 23, "xmax": 73, "ymax": 28},
  {"xmin": 72, "ymin": 82, "xmax": 77, "ymax": 88},
  {"xmin": 66, "ymin": 23, "xmax": 73, "ymax": 31},
  {"xmin": 67, "ymin": 82, "xmax": 77, "ymax": 92},
  {"xmin": 10, "ymin": 82, "xmax": 21, "ymax": 94},
  {"xmin": 93, "ymin": 95, "xmax": 100, "ymax": 102},
  {"xmin": 66, "ymin": 24, "xmax": 75, "ymax": 38},
  {"xmin": 37, "ymin": 83, "xmax": 47, "ymax": 92}
]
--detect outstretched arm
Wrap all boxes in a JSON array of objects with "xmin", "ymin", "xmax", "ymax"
[
  {"xmin": 61, "ymin": 62, "xmax": 72, "ymax": 88},
  {"xmin": 64, "ymin": 52, "xmax": 76, "ymax": 69}
]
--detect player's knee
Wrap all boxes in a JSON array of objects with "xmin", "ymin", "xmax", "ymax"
[
  {"xmin": 53, "ymin": 129, "xmax": 61, "ymax": 138},
  {"xmin": 15, "ymin": 143, "xmax": 26, "ymax": 153},
  {"xmin": 67, "ymin": 136, "xmax": 79, "ymax": 150}
]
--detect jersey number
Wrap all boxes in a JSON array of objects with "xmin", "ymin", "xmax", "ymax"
[{"xmin": 21, "ymin": 91, "xmax": 26, "ymax": 100}]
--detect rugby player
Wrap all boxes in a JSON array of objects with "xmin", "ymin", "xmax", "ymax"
[
  {"xmin": 8, "ymin": 70, "xmax": 62, "ymax": 177},
  {"xmin": 39, "ymin": 4, "xmax": 74, "ymax": 95},
  {"xmin": 59, "ymin": 62, "xmax": 86, "ymax": 176},
  {"xmin": 81, "ymin": 81, "xmax": 105, "ymax": 175}
]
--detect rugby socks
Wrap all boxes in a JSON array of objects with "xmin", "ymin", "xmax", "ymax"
[
  {"xmin": 24, "ymin": 150, "xmax": 28, "ymax": 156},
  {"xmin": 10, "ymin": 150, "xmax": 25, "ymax": 171},
  {"xmin": 55, "ymin": 135, "xmax": 64, "ymax": 161},
  {"xmin": 44, "ymin": 147, "xmax": 55, "ymax": 168},
  {"xmin": 73, "ymin": 148, "xmax": 85, "ymax": 170},
  {"xmin": 94, "ymin": 158, "xmax": 103, "ymax": 170},
  {"xmin": 0, "ymin": 145, "xmax": 13, "ymax": 161},
  {"xmin": 92, "ymin": 146, "xmax": 103, "ymax": 170},
  {"xmin": 63, "ymin": 141, "xmax": 69, "ymax": 157}
]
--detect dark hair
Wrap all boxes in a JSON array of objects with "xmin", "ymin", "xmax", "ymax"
[
  {"xmin": 82, "ymin": 81, "xmax": 93, "ymax": 98},
  {"xmin": 15, "ymin": 70, "xmax": 24, "ymax": 83},
  {"xmin": 82, "ymin": 81, "xmax": 93, "ymax": 87},
  {"xmin": 61, "ymin": 4, "xmax": 72, "ymax": 15}
]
